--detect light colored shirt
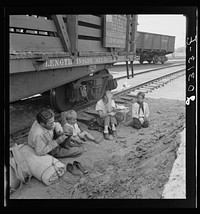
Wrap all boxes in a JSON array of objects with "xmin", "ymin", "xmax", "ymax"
[
  {"xmin": 132, "ymin": 102, "xmax": 150, "ymax": 119},
  {"xmin": 28, "ymin": 121, "xmax": 62, "ymax": 156},
  {"xmin": 63, "ymin": 122, "xmax": 81, "ymax": 136},
  {"xmin": 95, "ymin": 99, "xmax": 116, "ymax": 114}
]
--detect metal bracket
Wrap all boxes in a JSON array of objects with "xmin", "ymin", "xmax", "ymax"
[{"xmin": 32, "ymin": 55, "xmax": 49, "ymax": 71}]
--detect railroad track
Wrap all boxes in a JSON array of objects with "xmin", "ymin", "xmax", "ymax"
[
  {"xmin": 77, "ymin": 68, "xmax": 185, "ymax": 121},
  {"xmin": 10, "ymin": 65, "xmax": 185, "ymax": 145},
  {"xmin": 113, "ymin": 62, "xmax": 185, "ymax": 80}
]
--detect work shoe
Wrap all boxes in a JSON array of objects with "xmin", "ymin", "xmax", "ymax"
[
  {"xmin": 104, "ymin": 133, "xmax": 113, "ymax": 140},
  {"xmin": 66, "ymin": 163, "xmax": 83, "ymax": 176},
  {"xmin": 112, "ymin": 130, "xmax": 117, "ymax": 137},
  {"xmin": 73, "ymin": 161, "xmax": 88, "ymax": 174}
]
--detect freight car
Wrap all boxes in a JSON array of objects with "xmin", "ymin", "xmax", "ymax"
[
  {"xmin": 136, "ymin": 31, "xmax": 175, "ymax": 64},
  {"xmin": 10, "ymin": 14, "xmax": 138, "ymax": 112}
]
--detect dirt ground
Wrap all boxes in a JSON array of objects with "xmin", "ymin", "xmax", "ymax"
[{"xmin": 10, "ymin": 96, "xmax": 185, "ymax": 199}]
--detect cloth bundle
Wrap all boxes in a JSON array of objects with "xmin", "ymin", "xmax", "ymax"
[
  {"xmin": 10, "ymin": 143, "xmax": 32, "ymax": 193},
  {"xmin": 19, "ymin": 145, "xmax": 66, "ymax": 185}
]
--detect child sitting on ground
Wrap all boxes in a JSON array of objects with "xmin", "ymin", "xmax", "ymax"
[
  {"xmin": 61, "ymin": 110, "xmax": 101, "ymax": 144},
  {"xmin": 95, "ymin": 90, "xmax": 118, "ymax": 140},
  {"xmin": 131, "ymin": 92, "xmax": 150, "ymax": 129}
]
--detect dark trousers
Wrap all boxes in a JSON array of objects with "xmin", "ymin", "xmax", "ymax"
[
  {"xmin": 49, "ymin": 135, "xmax": 82, "ymax": 158},
  {"xmin": 96, "ymin": 115, "xmax": 117, "ymax": 132},
  {"xmin": 132, "ymin": 118, "xmax": 149, "ymax": 129}
]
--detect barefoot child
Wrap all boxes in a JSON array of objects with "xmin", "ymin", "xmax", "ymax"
[
  {"xmin": 61, "ymin": 110, "xmax": 101, "ymax": 144},
  {"xmin": 132, "ymin": 92, "xmax": 150, "ymax": 129}
]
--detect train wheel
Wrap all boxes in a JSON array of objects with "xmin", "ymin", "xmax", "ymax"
[
  {"xmin": 139, "ymin": 59, "xmax": 144, "ymax": 64},
  {"xmin": 50, "ymin": 84, "xmax": 73, "ymax": 113},
  {"xmin": 153, "ymin": 55, "xmax": 159, "ymax": 64},
  {"xmin": 161, "ymin": 55, "xmax": 167, "ymax": 64}
]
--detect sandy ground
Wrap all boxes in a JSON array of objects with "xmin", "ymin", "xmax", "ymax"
[
  {"xmin": 162, "ymin": 128, "xmax": 185, "ymax": 198},
  {"xmin": 144, "ymin": 75, "xmax": 186, "ymax": 198},
  {"xmin": 10, "ymin": 74, "xmax": 186, "ymax": 199}
]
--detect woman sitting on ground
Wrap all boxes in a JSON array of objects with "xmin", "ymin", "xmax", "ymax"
[
  {"xmin": 95, "ymin": 90, "xmax": 117, "ymax": 140},
  {"xmin": 131, "ymin": 92, "xmax": 150, "ymax": 129}
]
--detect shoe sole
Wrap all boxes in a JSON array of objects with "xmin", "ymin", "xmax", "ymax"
[{"xmin": 73, "ymin": 162, "xmax": 88, "ymax": 174}]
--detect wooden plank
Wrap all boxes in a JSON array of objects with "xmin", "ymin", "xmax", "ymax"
[
  {"xmin": 66, "ymin": 15, "xmax": 78, "ymax": 54},
  {"xmin": 119, "ymin": 95, "xmax": 133, "ymax": 101},
  {"xmin": 125, "ymin": 15, "xmax": 130, "ymax": 53},
  {"xmin": 78, "ymin": 25, "xmax": 101, "ymax": 38},
  {"xmin": 78, "ymin": 15, "xmax": 102, "ymax": 26},
  {"xmin": 78, "ymin": 39, "xmax": 107, "ymax": 52},
  {"xmin": 114, "ymin": 98, "xmax": 126, "ymax": 104},
  {"xmin": 103, "ymin": 15, "xmax": 127, "ymax": 48},
  {"xmin": 10, "ymin": 15, "xmax": 57, "ymax": 32},
  {"xmin": 83, "ymin": 109, "xmax": 99, "ymax": 116},
  {"xmin": 52, "ymin": 15, "xmax": 71, "ymax": 53},
  {"xmin": 10, "ymin": 33, "xmax": 64, "ymax": 52}
]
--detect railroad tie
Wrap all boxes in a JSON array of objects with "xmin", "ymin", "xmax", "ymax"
[
  {"xmin": 125, "ymin": 93, "xmax": 137, "ymax": 98},
  {"xmin": 77, "ymin": 112, "xmax": 95, "ymax": 124},
  {"xmin": 83, "ymin": 108, "xmax": 99, "ymax": 117},
  {"xmin": 114, "ymin": 98, "xmax": 126, "ymax": 104},
  {"xmin": 140, "ymin": 86, "xmax": 153, "ymax": 91},
  {"xmin": 148, "ymin": 83, "xmax": 162, "ymax": 88},
  {"xmin": 133, "ymin": 89, "xmax": 149, "ymax": 93},
  {"xmin": 119, "ymin": 96, "xmax": 133, "ymax": 101}
]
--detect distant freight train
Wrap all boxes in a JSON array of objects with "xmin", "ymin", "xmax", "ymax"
[
  {"xmin": 9, "ymin": 14, "xmax": 175, "ymax": 112},
  {"xmin": 136, "ymin": 31, "xmax": 175, "ymax": 64}
]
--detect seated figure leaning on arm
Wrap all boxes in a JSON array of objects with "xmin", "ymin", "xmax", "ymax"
[
  {"xmin": 61, "ymin": 110, "xmax": 102, "ymax": 144},
  {"xmin": 28, "ymin": 108, "xmax": 83, "ymax": 158},
  {"xmin": 95, "ymin": 90, "xmax": 118, "ymax": 140},
  {"xmin": 131, "ymin": 92, "xmax": 150, "ymax": 129}
]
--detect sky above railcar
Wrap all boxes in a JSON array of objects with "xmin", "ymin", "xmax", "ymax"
[{"xmin": 137, "ymin": 15, "xmax": 186, "ymax": 49}]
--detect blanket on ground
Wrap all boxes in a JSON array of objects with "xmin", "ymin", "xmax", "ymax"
[{"xmin": 19, "ymin": 145, "xmax": 66, "ymax": 185}]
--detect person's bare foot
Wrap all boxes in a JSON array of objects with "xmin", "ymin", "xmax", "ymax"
[{"xmin": 94, "ymin": 137, "xmax": 103, "ymax": 144}]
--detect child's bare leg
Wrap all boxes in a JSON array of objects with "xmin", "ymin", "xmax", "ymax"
[
  {"xmin": 79, "ymin": 131, "xmax": 95, "ymax": 141},
  {"xmin": 79, "ymin": 131, "xmax": 102, "ymax": 143},
  {"xmin": 71, "ymin": 136, "xmax": 83, "ymax": 144}
]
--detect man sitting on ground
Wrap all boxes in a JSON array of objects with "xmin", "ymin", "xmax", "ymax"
[{"xmin": 28, "ymin": 108, "xmax": 83, "ymax": 158}]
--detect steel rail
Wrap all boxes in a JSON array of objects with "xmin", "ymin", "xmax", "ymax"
[{"xmin": 114, "ymin": 62, "xmax": 185, "ymax": 80}]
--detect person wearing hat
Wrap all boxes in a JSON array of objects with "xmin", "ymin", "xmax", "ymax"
[
  {"xmin": 131, "ymin": 92, "xmax": 150, "ymax": 129},
  {"xmin": 95, "ymin": 90, "xmax": 118, "ymax": 140}
]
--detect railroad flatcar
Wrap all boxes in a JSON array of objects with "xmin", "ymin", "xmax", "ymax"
[
  {"xmin": 136, "ymin": 31, "xmax": 175, "ymax": 64},
  {"xmin": 9, "ymin": 14, "xmax": 175, "ymax": 113},
  {"xmin": 10, "ymin": 14, "xmax": 138, "ymax": 112}
]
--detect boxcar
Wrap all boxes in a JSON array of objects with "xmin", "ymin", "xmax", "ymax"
[
  {"xmin": 10, "ymin": 14, "xmax": 138, "ymax": 112},
  {"xmin": 136, "ymin": 31, "xmax": 175, "ymax": 64}
]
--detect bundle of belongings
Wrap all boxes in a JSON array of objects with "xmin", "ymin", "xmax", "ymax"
[
  {"xmin": 10, "ymin": 143, "xmax": 32, "ymax": 193},
  {"xmin": 10, "ymin": 143, "xmax": 66, "ymax": 193}
]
